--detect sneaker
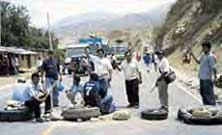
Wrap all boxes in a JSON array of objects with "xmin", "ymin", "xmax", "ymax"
[
  {"xmin": 133, "ymin": 104, "xmax": 139, "ymax": 109},
  {"xmin": 127, "ymin": 104, "xmax": 134, "ymax": 108},
  {"xmin": 159, "ymin": 106, "xmax": 169, "ymax": 112},
  {"xmin": 43, "ymin": 112, "xmax": 50, "ymax": 118},
  {"xmin": 36, "ymin": 117, "xmax": 44, "ymax": 123}
]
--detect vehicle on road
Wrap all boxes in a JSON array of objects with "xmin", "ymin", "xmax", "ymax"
[
  {"xmin": 111, "ymin": 44, "xmax": 128, "ymax": 61},
  {"xmin": 63, "ymin": 43, "xmax": 89, "ymax": 75}
]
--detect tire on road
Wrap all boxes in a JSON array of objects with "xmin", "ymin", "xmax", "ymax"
[
  {"xmin": 178, "ymin": 107, "xmax": 222, "ymax": 125},
  {"xmin": 141, "ymin": 109, "xmax": 168, "ymax": 120},
  {"xmin": 0, "ymin": 108, "xmax": 33, "ymax": 122},
  {"xmin": 62, "ymin": 107, "xmax": 101, "ymax": 121}
]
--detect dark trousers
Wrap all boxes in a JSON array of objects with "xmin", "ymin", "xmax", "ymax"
[
  {"xmin": 125, "ymin": 78, "xmax": 139, "ymax": 105},
  {"xmin": 200, "ymin": 80, "xmax": 216, "ymax": 105},
  {"xmin": 45, "ymin": 95, "xmax": 51, "ymax": 113},
  {"xmin": 25, "ymin": 99, "xmax": 41, "ymax": 118}
]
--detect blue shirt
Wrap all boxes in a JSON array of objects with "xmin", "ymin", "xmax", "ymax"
[
  {"xmin": 42, "ymin": 58, "xmax": 60, "ymax": 80},
  {"xmin": 23, "ymin": 83, "xmax": 42, "ymax": 101},
  {"xmin": 198, "ymin": 52, "xmax": 216, "ymax": 80},
  {"xmin": 70, "ymin": 81, "xmax": 85, "ymax": 93}
]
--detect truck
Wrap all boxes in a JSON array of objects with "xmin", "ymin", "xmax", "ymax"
[{"xmin": 63, "ymin": 43, "xmax": 89, "ymax": 75}]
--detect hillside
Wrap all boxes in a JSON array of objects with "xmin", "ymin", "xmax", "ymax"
[
  {"xmin": 154, "ymin": 0, "xmax": 222, "ymax": 53},
  {"xmin": 154, "ymin": 0, "xmax": 222, "ymax": 74}
]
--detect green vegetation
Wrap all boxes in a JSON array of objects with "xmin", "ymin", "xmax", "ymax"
[{"xmin": 1, "ymin": 1, "xmax": 58, "ymax": 49}]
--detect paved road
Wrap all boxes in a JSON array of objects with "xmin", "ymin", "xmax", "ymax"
[{"xmin": 0, "ymin": 67, "xmax": 222, "ymax": 135}]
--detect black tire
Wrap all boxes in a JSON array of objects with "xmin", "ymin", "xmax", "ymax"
[
  {"xmin": 62, "ymin": 107, "xmax": 101, "ymax": 121},
  {"xmin": 141, "ymin": 109, "xmax": 168, "ymax": 120},
  {"xmin": 178, "ymin": 107, "xmax": 222, "ymax": 125},
  {"xmin": 0, "ymin": 108, "xmax": 33, "ymax": 122}
]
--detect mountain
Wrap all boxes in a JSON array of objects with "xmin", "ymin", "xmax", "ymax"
[
  {"xmin": 52, "ymin": 2, "xmax": 174, "ymax": 38},
  {"xmin": 154, "ymin": 0, "xmax": 222, "ymax": 54}
]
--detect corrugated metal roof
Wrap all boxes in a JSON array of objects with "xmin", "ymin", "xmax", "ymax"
[{"xmin": 0, "ymin": 46, "xmax": 37, "ymax": 55}]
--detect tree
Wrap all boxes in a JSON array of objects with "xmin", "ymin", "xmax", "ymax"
[{"xmin": 1, "ymin": 1, "xmax": 59, "ymax": 49}]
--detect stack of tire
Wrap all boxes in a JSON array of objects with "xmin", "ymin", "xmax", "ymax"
[
  {"xmin": 178, "ymin": 106, "xmax": 222, "ymax": 125},
  {"xmin": 62, "ymin": 107, "xmax": 101, "ymax": 121},
  {"xmin": 0, "ymin": 106, "xmax": 33, "ymax": 122},
  {"xmin": 141, "ymin": 109, "xmax": 168, "ymax": 120}
]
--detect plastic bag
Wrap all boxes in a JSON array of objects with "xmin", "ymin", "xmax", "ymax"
[
  {"xmin": 57, "ymin": 82, "xmax": 64, "ymax": 92},
  {"xmin": 12, "ymin": 84, "xmax": 28, "ymax": 102}
]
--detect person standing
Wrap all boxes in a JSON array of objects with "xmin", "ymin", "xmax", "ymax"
[
  {"xmin": 119, "ymin": 51, "xmax": 142, "ymax": 108},
  {"xmin": 85, "ymin": 48, "xmax": 112, "ymax": 98},
  {"xmin": 191, "ymin": 42, "xmax": 217, "ymax": 106},
  {"xmin": 41, "ymin": 50, "xmax": 62, "ymax": 110},
  {"xmin": 155, "ymin": 50, "xmax": 170, "ymax": 112},
  {"xmin": 143, "ymin": 51, "xmax": 151, "ymax": 72},
  {"xmin": 36, "ymin": 56, "xmax": 43, "ymax": 72}
]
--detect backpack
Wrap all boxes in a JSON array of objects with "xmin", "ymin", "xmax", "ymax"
[{"xmin": 83, "ymin": 81, "xmax": 101, "ymax": 107}]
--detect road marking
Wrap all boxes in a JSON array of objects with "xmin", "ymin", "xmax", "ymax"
[
  {"xmin": 41, "ymin": 123, "xmax": 56, "ymax": 135},
  {"xmin": 176, "ymin": 82, "xmax": 202, "ymax": 103}
]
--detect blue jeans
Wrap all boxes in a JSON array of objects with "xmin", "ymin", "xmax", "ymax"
[
  {"xmin": 100, "ymin": 95, "xmax": 113, "ymax": 114},
  {"xmin": 98, "ymin": 78, "xmax": 108, "ymax": 98},
  {"xmin": 45, "ymin": 78, "xmax": 59, "ymax": 106},
  {"xmin": 200, "ymin": 80, "xmax": 216, "ymax": 105}
]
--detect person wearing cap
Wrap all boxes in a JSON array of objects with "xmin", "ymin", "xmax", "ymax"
[
  {"xmin": 191, "ymin": 42, "xmax": 217, "ymax": 105},
  {"xmin": 85, "ymin": 48, "xmax": 112, "ymax": 98},
  {"xmin": 41, "ymin": 50, "xmax": 62, "ymax": 114},
  {"xmin": 118, "ymin": 51, "xmax": 142, "ymax": 108},
  {"xmin": 155, "ymin": 50, "xmax": 170, "ymax": 112}
]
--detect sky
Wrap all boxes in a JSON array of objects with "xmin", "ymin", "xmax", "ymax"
[{"xmin": 6, "ymin": 0, "xmax": 176, "ymax": 28}]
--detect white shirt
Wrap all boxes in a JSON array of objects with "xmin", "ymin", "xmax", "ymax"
[
  {"xmin": 121, "ymin": 59, "xmax": 140, "ymax": 80},
  {"xmin": 36, "ymin": 59, "xmax": 43, "ymax": 67},
  {"xmin": 90, "ymin": 55, "xmax": 112, "ymax": 77},
  {"xmin": 158, "ymin": 57, "xmax": 170, "ymax": 73}
]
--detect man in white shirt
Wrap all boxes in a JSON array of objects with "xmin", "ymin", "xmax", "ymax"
[
  {"xmin": 155, "ymin": 50, "xmax": 170, "ymax": 112},
  {"xmin": 85, "ymin": 48, "xmax": 113, "ymax": 98},
  {"xmin": 23, "ymin": 73, "xmax": 48, "ymax": 123},
  {"xmin": 120, "ymin": 51, "xmax": 142, "ymax": 108}
]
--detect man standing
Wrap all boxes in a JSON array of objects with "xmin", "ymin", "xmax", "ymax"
[
  {"xmin": 191, "ymin": 42, "xmax": 217, "ymax": 106},
  {"xmin": 41, "ymin": 50, "xmax": 62, "ymax": 111},
  {"xmin": 120, "ymin": 51, "xmax": 142, "ymax": 108},
  {"xmin": 85, "ymin": 48, "xmax": 112, "ymax": 98},
  {"xmin": 155, "ymin": 50, "xmax": 170, "ymax": 112}
]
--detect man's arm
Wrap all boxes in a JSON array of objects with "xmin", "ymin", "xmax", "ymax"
[
  {"xmin": 190, "ymin": 52, "xmax": 200, "ymax": 64},
  {"xmin": 209, "ymin": 56, "xmax": 217, "ymax": 80}
]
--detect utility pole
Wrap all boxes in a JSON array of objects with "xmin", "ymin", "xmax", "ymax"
[{"xmin": 47, "ymin": 12, "xmax": 53, "ymax": 50}]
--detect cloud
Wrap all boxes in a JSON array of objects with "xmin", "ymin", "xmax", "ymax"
[{"xmin": 5, "ymin": 0, "xmax": 176, "ymax": 28}]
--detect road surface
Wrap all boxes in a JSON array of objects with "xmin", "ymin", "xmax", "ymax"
[{"xmin": 0, "ymin": 66, "xmax": 221, "ymax": 135}]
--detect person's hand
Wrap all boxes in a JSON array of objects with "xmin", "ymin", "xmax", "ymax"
[
  {"xmin": 155, "ymin": 80, "xmax": 159, "ymax": 87},
  {"xmin": 59, "ymin": 76, "xmax": 62, "ymax": 82},
  {"xmin": 139, "ymin": 77, "xmax": 142, "ymax": 84}
]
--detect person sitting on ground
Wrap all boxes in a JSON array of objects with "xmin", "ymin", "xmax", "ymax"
[
  {"xmin": 65, "ymin": 74, "xmax": 85, "ymax": 105},
  {"xmin": 83, "ymin": 73, "xmax": 114, "ymax": 114},
  {"xmin": 23, "ymin": 73, "xmax": 48, "ymax": 123}
]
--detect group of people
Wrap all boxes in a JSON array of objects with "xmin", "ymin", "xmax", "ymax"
[
  {"xmin": 0, "ymin": 52, "xmax": 19, "ymax": 76},
  {"xmin": 14, "ymin": 41, "xmax": 220, "ymax": 123}
]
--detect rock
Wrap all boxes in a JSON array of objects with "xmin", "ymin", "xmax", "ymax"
[{"xmin": 112, "ymin": 110, "xmax": 131, "ymax": 121}]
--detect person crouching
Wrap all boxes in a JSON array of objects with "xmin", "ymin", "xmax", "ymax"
[
  {"xmin": 83, "ymin": 73, "xmax": 114, "ymax": 114},
  {"xmin": 23, "ymin": 73, "xmax": 48, "ymax": 123}
]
